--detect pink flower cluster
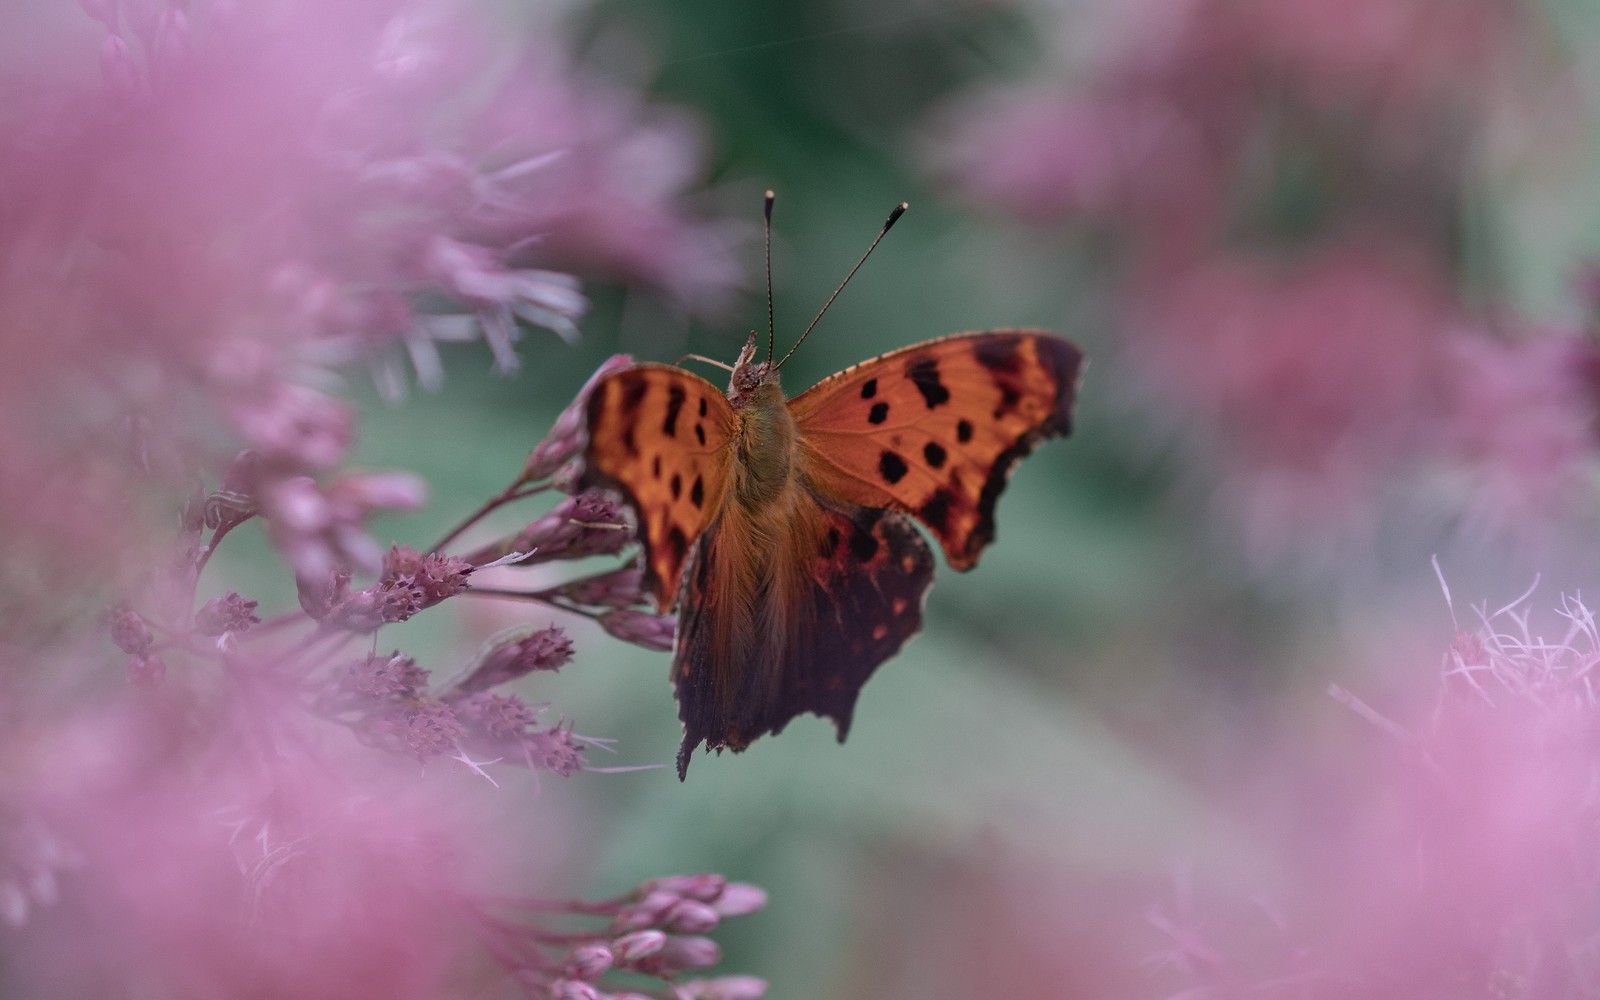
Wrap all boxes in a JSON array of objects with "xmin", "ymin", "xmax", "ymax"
[
  {"xmin": 0, "ymin": 0, "xmax": 740, "ymax": 590},
  {"xmin": 476, "ymin": 874, "xmax": 770, "ymax": 1000},
  {"xmin": 930, "ymin": 0, "xmax": 1593, "ymax": 564},
  {"xmin": 1141, "ymin": 583, "xmax": 1600, "ymax": 997},
  {"xmin": 848, "ymin": 582, "xmax": 1600, "ymax": 998},
  {"xmin": 0, "ymin": 1, "xmax": 758, "ymax": 996}
]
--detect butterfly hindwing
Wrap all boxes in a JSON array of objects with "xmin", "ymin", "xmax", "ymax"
[
  {"xmin": 581, "ymin": 365, "xmax": 736, "ymax": 612},
  {"xmin": 672, "ymin": 493, "xmax": 934, "ymax": 778},
  {"xmin": 788, "ymin": 330, "xmax": 1084, "ymax": 570}
]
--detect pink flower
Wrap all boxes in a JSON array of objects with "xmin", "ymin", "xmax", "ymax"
[
  {"xmin": 1433, "ymin": 332, "xmax": 1598, "ymax": 539},
  {"xmin": 1126, "ymin": 237, "xmax": 1456, "ymax": 562},
  {"xmin": 21, "ymin": 691, "xmax": 485, "ymax": 1000},
  {"xmin": 923, "ymin": 0, "xmax": 1570, "ymax": 566},
  {"xmin": 0, "ymin": 4, "xmax": 767, "ymax": 998},
  {"xmin": 0, "ymin": 0, "xmax": 737, "ymax": 591},
  {"xmin": 260, "ymin": 472, "xmax": 427, "ymax": 580},
  {"xmin": 452, "ymin": 625, "xmax": 576, "ymax": 693},
  {"xmin": 928, "ymin": 83, "xmax": 1216, "ymax": 241},
  {"xmin": 600, "ymin": 609, "xmax": 677, "ymax": 652}
]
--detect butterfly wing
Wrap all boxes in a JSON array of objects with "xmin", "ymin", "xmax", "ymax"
[
  {"xmin": 580, "ymin": 364, "xmax": 737, "ymax": 612},
  {"xmin": 788, "ymin": 330, "xmax": 1084, "ymax": 570},
  {"xmin": 673, "ymin": 491, "xmax": 934, "ymax": 778}
]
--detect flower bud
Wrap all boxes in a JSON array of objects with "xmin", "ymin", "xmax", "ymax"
[
  {"xmin": 560, "ymin": 943, "xmax": 614, "ymax": 980},
  {"xmin": 558, "ymin": 566, "xmax": 647, "ymax": 610},
  {"xmin": 492, "ymin": 493, "xmax": 632, "ymax": 564},
  {"xmin": 600, "ymin": 609, "xmax": 675, "ymax": 652},
  {"xmin": 648, "ymin": 874, "xmax": 726, "ymax": 901},
  {"xmin": 663, "ymin": 899, "xmax": 720, "ymax": 934},
  {"xmin": 109, "ymin": 608, "xmax": 153, "ymax": 655},
  {"xmin": 548, "ymin": 979, "xmax": 600, "ymax": 1000},
  {"xmin": 610, "ymin": 889, "xmax": 679, "ymax": 933},
  {"xmin": 680, "ymin": 976, "xmax": 769, "ymax": 1000},
  {"xmin": 712, "ymin": 883, "xmax": 768, "ymax": 917},
  {"xmin": 656, "ymin": 935, "xmax": 720, "ymax": 973},
  {"xmin": 611, "ymin": 929, "xmax": 667, "ymax": 963},
  {"xmin": 454, "ymin": 625, "xmax": 573, "ymax": 694}
]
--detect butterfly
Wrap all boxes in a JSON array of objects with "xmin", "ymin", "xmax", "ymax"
[{"xmin": 581, "ymin": 197, "xmax": 1084, "ymax": 778}]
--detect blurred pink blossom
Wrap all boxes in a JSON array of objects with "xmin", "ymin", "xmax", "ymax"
[
  {"xmin": 840, "ymin": 584, "xmax": 1600, "ymax": 997},
  {"xmin": 932, "ymin": 0, "xmax": 1518, "ymax": 242},
  {"xmin": 926, "ymin": 0, "xmax": 1585, "ymax": 565},
  {"xmin": 0, "ymin": 0, "xmax": 739, "ymax": 590},
  {"xmin": 0, "ymin": 2, "xmax": 763, "ymax": 996},
  {"xmin": 1433, "ymin": 332, "xmax": 1599, "ymax": 539},
  {"xmin": 1127, "ymin": 237, "xmax": 1457, "ymax": 561}
]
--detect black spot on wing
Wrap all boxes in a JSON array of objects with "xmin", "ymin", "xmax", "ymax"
[
  {"xmin": 690, "ymin": 475, "xmax": 704, "ymax": 509},
  {"xmin": 698, "ymin": 396, "xmax": 709, "ymax": 418},
  {"xmin": 665, "ymin": 524, "xmax": 689, "ymax": 566},
  {"xmin": 907, "ymin": 357, "xmax": 951, "ymax": 409},
  {"xmin": 860, "ymin": 378, "xmax": 877, "ymax": 400},
  {"xmin": 993, "ymin": 384, "xmax": 1021, "ymax": 420},
  {"xmin": 957, "ymin": 419, "xmax": 974, "ymax": 443},
  {"xmin": 621, "ymin": 427, "xmax": 638, "ymax": 456},
  {"xmin": 974, "ymin": 336, "xmax": 1022, "ymax": 374},
  {"xmin": 923, "ymin": 442, "xmax": 947, "ymax": 469},
  {"xmin": 847, "ymin": 521, "xmax": 880, "ymax": 562},
  {"xmin": 868, "ymin": 402, "xmax": 889, "ymax": 425},
  {"xmin": 670, "ymin": 473, "xmax": 682, "ymax": 500},
  {"xmin": 652, "ymin": 455, "xmax": 662, "ymax": 479},
  {"xmin": 621, "ymin": 378, "xmax": 649, "ymax": 414},
  {"xmin": 663, "ymin": 385, "xmax": 686, "ymax": 437},
  {"xmin": 879, "ymin": 451, "xmax": 908, "ymax": 485},
  {"xmin": 695, "ymin": 424, "xmax": 707, "ymax": 446}
]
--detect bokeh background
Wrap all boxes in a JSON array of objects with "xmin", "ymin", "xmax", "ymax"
[{"xmin": 7, "ymin": 0, "xmax": 1600, "ymax": 996}]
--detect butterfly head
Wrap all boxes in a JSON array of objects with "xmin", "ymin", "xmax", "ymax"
[{"xmin": 727, "ymin": 331, "xmax": 779, "ymax": 410}]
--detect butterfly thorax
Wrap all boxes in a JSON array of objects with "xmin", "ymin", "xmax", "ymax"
[
  {"xmin": 714, "ymin": 330, "xmax": 794, "ymax": 512},
  {"xmin": 727, "ymin": 376, "xmax": 796, "ymax": 512}
]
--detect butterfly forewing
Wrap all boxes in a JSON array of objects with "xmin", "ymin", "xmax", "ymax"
[
  {"xmin": 581, "ymin": 365, "xmax": 737, "ymax": 611},
  {"xmin": 788, "ymin": 330, "xmax": 1084, "ymax": 570}
]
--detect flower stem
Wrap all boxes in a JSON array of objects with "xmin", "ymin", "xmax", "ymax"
[{"xmin": 428, "ymin": 481, "xmax": 553, "ymax": 554}]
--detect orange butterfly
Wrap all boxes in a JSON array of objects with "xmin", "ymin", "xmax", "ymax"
[{"xmin": 581, "ymin": 197, "xmax": 1084, "ymax": 778}]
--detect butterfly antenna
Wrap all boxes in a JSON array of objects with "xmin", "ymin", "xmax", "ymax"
[
  {"xmin": 764, "ymin": 189, "xmax": 776, "ymax": 364},
  {"xmin": 774, "ymin": 200, "xmax": 908, "ymax": 372}
]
